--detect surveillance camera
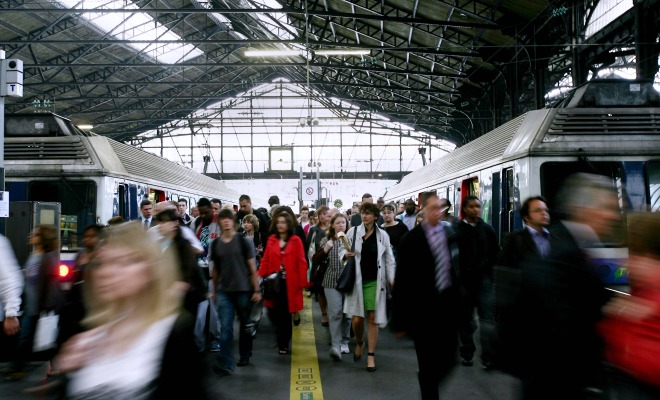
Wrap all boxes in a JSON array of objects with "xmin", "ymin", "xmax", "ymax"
[
  {"xmin": 311, "ymin": 118, "xmax": 319, "ymax": 126},
  {"xmin": 299, "ymin": 117, "xmax": 307, "ymax": 127}
]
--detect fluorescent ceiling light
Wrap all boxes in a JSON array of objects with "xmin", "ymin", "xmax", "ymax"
[
  {"xmin": 315, "ymin": 49, "xmax": 370, "ymax": 56},
  {"xmin": 244, "ymin": 50, "xmax": 302, "ymax": 57},
  {"xmin": 78, "ymin": 125, "xmax": 94, "ymax": 130}
]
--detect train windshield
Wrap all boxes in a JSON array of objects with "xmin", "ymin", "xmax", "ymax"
[
  {"xmin": 27, "ymin": 181, "xmax": 97, "ymax": 250},
  {"xmin": 540, "ymin": 161, "xmax": 626, "ymax": 247}
]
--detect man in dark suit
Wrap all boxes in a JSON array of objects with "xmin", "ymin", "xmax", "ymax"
[
  {"xmin": 139, "ymin": 199, "xmax": 155, "ymax": 230},
  {"xmin": 391, "ymin": 191, "xmax": 460, "ymax": 400},
  {"xmin": 493, "ymin": 196, "xmax": 551, "ymax": 375},
  {"xmin": 518, "ymin": 173, "xmax": 618, "ymax": 399},
  {"xmin": 498, "ymin": 196, "xmax": 551, "ymax": 269},
  {"xmin": 455, "ymin": 195, "xmax": 499, "ymax": 368}
]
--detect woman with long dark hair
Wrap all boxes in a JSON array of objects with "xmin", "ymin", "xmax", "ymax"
[
  {"xmin": 259, "ymin": 211, "xmax": 308, "ymax": 354},
  {"xmin": 5, "ymin": 225, "xmax": 63, "ymax": 381}
]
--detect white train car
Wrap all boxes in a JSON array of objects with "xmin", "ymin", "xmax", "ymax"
[
  {"xmin": 384, "ymin": 79, "xmax": 660, "ymax": 285},
  {"xmin": 3, "ymin": 112, "xmax": 242, "ymax": 273}
]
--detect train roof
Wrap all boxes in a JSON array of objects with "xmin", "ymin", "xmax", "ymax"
[
  {"xmin": 4, "ymin": 113, "xmax": 240, "ymax": 203},
  {"xmin": 386, "ymin": 80, "xmax": 660, "ymax": 201}
]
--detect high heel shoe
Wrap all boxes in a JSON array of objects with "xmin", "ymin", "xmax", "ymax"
[
  {"xmin": 367, "ymin": 353, "xmax": 376, "ymax": 372},
  {"xmin": 321, "ymin": 313, "xmax": 329, "ymax": 327},
  {"xmin": 353, "ymin": 341, "xmax": 364, "ymax": 362}
]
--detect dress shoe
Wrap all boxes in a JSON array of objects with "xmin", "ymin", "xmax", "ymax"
[
  {"xmin": 461, "ymin": 358, "xmax": 474, "ymax": 367},
  {"xmin": 237, "ymin": 357, "xmax": 250, "ymax": 367}
]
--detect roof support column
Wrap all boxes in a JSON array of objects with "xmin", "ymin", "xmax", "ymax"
[{"xmin": 634, "ymin": 0, "xmax": 660, "ymax": 80}]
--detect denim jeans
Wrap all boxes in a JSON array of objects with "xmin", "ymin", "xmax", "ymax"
[{"xmin": 215, "ymin": 290, "xmax": 254, "ymax": 371}]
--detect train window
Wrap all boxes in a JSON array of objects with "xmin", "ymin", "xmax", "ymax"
[
  {"xmin": 27, "ymin": 180, "xmax": 97, "ymax": 250},
  {"xmin": 647, "ymin": 161, "xmax": 660, "ymax": 212}
]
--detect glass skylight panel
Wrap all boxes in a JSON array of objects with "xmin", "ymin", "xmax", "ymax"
[
  {"xmin": 58, "ymin": 0, "xmax": 203, "ymax": 64},
  {"xmin": 249, "ymin": 0, "xmax": 296, "ymax": 40},
  {"xmin": 585, "ymin": 0, "xmax": 633, "ymax": 39}
]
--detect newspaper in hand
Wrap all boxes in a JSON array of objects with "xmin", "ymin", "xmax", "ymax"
[{"xmin": 336, "ymin": 231, "xmax": 351, "ymax": 249}]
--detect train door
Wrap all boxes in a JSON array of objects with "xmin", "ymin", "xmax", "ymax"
[
  {"xmin": 117, "ymin": 184, "xmax": 128, "ymax": 219},
  {"xmin": 148, "ymin": 188, "xmax": 166, "ymax": 204},
  {"xmin": 491, "ymin": 172, "xmax": 501, "ymax": 244},
  {"xmin": 500, "ymin": 168, "xmax": 515, "ymax": 244},
  {"xmin": 128, "ymin": 184, "xmax": 138, "ymax": 220},
  {"xmin": 459, "ymin": 177, "xmax": 479, "ymax": 219}
]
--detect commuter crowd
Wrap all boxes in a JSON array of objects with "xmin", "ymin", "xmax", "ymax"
[{"xmin": 1, "ymin": 172, "xmax": 659, "ymax": 400}]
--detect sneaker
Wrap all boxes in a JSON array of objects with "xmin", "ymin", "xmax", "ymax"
[
  {"xmin": 340, "ymin": 343, "xmax": 350, "ymax": 354},
  {"xmin": 209, "ymin": 342, "xmax": 221, "ymax": 352},
  {"xmin": 480, "ymin": 359, "xmax": 493, "ymax": 370},
  {"xmin": 329, "ymin": 348, "xmax": 342, "ymax": 361},
  {"xmin": 461, "ymin": 358, "xmax": 473, "ymax": 367},
  {"xmin": 237, "ymin": 357, "xmax": 250, "ymax": 367}
]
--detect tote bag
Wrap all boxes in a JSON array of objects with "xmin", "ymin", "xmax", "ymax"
[
  {"xmin": 33, "ymin": 311, "xmax": 59, "ymax": 352},
  {"xmin": 336, "ymin": 228, "xmax": 358, "ymax": 293}
]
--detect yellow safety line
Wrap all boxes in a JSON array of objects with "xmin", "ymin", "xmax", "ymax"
[{"xmin": 290, "ymin": 294, "xmax": 323, "ymax": 400}]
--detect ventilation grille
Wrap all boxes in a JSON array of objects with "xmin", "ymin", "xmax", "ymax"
[
  {"xmin": 4, "ymin": 137, "xmax": 89, "ymax": 160},
  {"xmin": 549, "ymin": 109, "xmax": 660, "ymax": 135}
]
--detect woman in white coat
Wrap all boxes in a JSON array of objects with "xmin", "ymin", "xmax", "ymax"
[{"xmin": 341, "ymin": 202, "xmax": 395, "ymax": 372}]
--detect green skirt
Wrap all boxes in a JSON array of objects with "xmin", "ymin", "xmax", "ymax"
[{"xmin": 362, "ymin": 280, "xmax": 377, "ymax": 311}]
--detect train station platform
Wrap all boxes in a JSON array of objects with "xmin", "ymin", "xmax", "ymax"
[{"xmin": 0, "ymin": 295, "xmax": 520, "ymax": 400}]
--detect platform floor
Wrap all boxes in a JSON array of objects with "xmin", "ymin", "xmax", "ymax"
[{"xmin": 0, "ymin": 295, "xmax": 521, "ymax": 400}]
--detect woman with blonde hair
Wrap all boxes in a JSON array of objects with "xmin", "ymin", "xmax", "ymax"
[
  {"xmin": 54, "ymin": 222, "xmax": 207, "ymax": 399},
  {"xmin": 242, "ymin": 213, "xmax": 263, "ymax": 264}
]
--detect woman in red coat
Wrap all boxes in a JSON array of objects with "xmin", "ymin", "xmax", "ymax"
[{"xmin": 259, "ymin": 211, "xmax": 309, "ymax": 354}]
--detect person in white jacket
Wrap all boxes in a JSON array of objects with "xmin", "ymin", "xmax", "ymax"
[{"xmin": 0, "ymin": 233, "xmax": 23, "ymax": 336}]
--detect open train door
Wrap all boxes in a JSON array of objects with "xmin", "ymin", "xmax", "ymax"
[{"xmin": 459, "ymin": 177, "xmax": 479, "ymax": 219}]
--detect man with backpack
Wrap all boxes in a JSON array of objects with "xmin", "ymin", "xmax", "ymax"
[{"xmin": 209, "ymin": 209, "xmax": 261, "ymax": 375}]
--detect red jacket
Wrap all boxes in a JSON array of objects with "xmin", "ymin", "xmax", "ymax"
[
  {"xmin": 599, "ymin": 288, "xmax": 660, "ymax": 388},
  {"xmin": 258, "ymin": 234, "xmax": 309, "ymax": 313}
]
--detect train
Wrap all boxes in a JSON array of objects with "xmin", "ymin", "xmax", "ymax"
[
  {"xmin": 2, "ymin": 112, "xmax": 248, "ymax": 277},
  {"xmin": 384, "ymin": 79, "xmax": 660, "ymax": 285}
]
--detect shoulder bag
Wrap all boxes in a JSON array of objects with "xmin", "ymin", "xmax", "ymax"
[{"xmin": 336, "ymin": 228, "xmax": 358, "ymax": 293}]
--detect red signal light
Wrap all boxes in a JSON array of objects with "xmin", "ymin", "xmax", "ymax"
[{"xmin": 59, "ymin": 264, "xmax": 71, "ymax": 278}]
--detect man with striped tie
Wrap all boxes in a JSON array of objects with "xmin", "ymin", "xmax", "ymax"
[{"xmin": 391, "ymin": 191, "xmax": 460, "ymax": 400}]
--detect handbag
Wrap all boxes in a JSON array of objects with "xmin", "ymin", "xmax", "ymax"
[
  {"xmin": 262, "ymin": 272, "xmax": 283, "ymax": 300},
  {"xmin": 311, "ymin": 245, "xmax": 330, "ymax": 287},
  {"xmin": 336, "ymin": 228, "xmax": 358, "ymax": 293},
  {"xmin": 33, "ymin": 311, "xmax": 60, "ymax": 352},
  {"xmin": 311, "ymin": 257, "xmax": 329, "ymax": 287}
]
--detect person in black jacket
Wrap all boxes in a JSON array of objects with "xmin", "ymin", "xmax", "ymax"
[
  {"xmin": 517, "ymin": 173, "xmax": 617, "ymax": 400},
  {"xmin": 455, "ymin": 195, "xmax": 499, "ymax": 369},
  {"xmin": 493, "ymin": 196, "xmax": 551, "ymax": 375},
  {"xmin": 392, "ymin": 191, "xmax": 460, "ymax": 400}
]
